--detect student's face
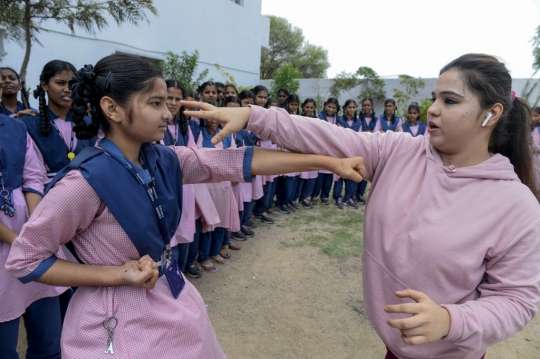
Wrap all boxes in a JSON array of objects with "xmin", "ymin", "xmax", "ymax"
[
  {"xmin": 384, "ymin": 102, "xmax": 396, "ymax": 116},
  {"xmin": 206, "ymin": 119, "xmax": 219, "ymax": 133},
  {"xmin": 226, "ymin": 102, "xmax": 240, "ymax": 108},
  {"xmin": 1, "ymin": 69, "xmax": 21, "ymax": 96},
  {"xmin": 532, "ymin": 111, "xmax": 540, "ymax": 127},
  {"xmin": 288, "ymin": 101, "xmax": 299, "ymax": 114},
  {"xmin": 268, "ymin": 101, "xmax": 278, "ymax": 108},
  {"xmin": 325, "ymin": 103, "xmax": 337, "ymax": 116},
  {"xmin": 217, "ymin": 86, "xmax": 225, "ymax": 101},
  {"xmin": 303, "ymin": 102, "xmax": 315, "ymax": 117},
  {"xmin": 200, "ymin": 85, "xmax": 217, "ymax": 102},
  {"xmin": 166, "ymin": 87, "xmax": 183, "ymax": 118},
  {"xmin": 0, "ymin": 79, "xmax": 3, "ymax": 98},
  {"xmin": 255, "ymin": 91, "xmax": 268, "ymax": 107},
  {"xmin": 345, "ymin": 103, "xmax": 357, "ymax": 117},
  {"xmin": 117, "ymin": 78, "xmax": 172, "ymax": 143},
  {"xmin": 408, "ymin": 109, "xmax": 420, "ymax": 122},
  {"xmin": 278, "ymin": 92, "xmax": 287, "ymax": 105},
  {"xmin": 362, "ymin": 101, "xmax": 373, "ymax": 114},
  {"xmin": 240, "ymin": 98, "xmax": 253, "ymax": 107},
  {"xmin": 427, "ymin": 69, "xmax": 490, "ymax": 155},
  {"xmin": 42, "ymin": 70, "xmax": 74, "ymax": 109},
  {"xmin": 224, "ymin": 86, "xmax": 237, "ymax": 98}
]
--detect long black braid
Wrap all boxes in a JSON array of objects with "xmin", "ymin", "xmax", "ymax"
[{"xmin": 33, "ymin": 85, "xmax": 51, "ymax": 135}]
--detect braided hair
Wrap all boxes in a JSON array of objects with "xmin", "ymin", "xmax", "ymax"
[
  {"xmin": 0, "ymin": 67, "xmax": 30, "ymax": 109},
  {"xmin": 33, "ymin": 60, "xmax": 76, "ymax": 135},
  {"xmin": 165, "ymin": 79, "xmax": 188, "ymax": 135},
  {"xmin": 70, "ymin": 54, "xmax": 162, "ymax": 140}
]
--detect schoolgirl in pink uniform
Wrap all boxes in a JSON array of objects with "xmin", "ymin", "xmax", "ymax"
[
  {"xmin": 224, "ymin": 84, "xmax": 238, "ymax": 99},
  {"xmin": 530, "ymin": 106, "xmax": 540, "ymax": 191},
  {"xmin": 0, "ymin": 84, "xmax": 66, "ymax": 358},
  {"xmin": 313, "ymin": 97, "xmax": 340, "ymax": 205},
  {"xmin": 355, "ymin": 98, "xmax": 380, "ymax": 204},
  {"xmin": 186, "ymin": 53, "xmax": 540, "ymax": 359},
  {"xmin": 296, "ymin": 98, "xmax": 319, "ymax": 207},
  {"xmin": 402, "ymin": 102, "xmax": 427, "ymax": 138},
  {"xmin": 0, "ymin": 67, "xmax": 36, "ymax": 118},
  {"xmin": 373, "ymin": 98, "xmax": 403, "ymax": 133},
  {"xmin": 6, "ymin": 54, "xmax": 364, "ymax": 358}
]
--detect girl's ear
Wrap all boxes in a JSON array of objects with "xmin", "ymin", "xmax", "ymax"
[{"xmin": 100, "ymin": 96, "xmax": 122, "ymax": 124}]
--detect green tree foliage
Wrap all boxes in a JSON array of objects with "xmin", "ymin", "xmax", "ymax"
[
  {"xmin": 522, "ymin": 25, "xmax": 540, "ymax": 106},
  {"xmin": 329, "ymin": 67, "xmax": 386, "ymax": 103},
  {"xmin": 392, "ymin": 75, "xmax": 425, "ymax": 118},
  {"xmin": 260, "ymin": 15, "xmax": 329, "ymax": 79},
  {"xmin": 214, "ymin": 63, "xmax": 251, "ymax": 93},
  {"xmin": 418, "ymin": 98, "xmax": 432, "ymax": 124},
  {"xmin": 270, "ymin": 63, "xmax": 301, "ymax": 97},
  {"xmin": 158, "ymin": 51, "xmax": 210, "ymax": 90},
  {"xmin": 0, "ymin": 0, "xmax": 157, "ymax": 82}
]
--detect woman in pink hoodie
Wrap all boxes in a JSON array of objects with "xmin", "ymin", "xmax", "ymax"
[{"xmin": 183, "ymin": 53, "xmax": 540, "ymax": 359}]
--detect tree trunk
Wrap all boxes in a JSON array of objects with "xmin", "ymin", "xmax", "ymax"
[{"xmin": 19, "ymin": 0, "xmax": 32, "ymax": 83}]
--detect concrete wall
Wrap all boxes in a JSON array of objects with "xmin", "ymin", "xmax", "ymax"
[
  {"xmin": 260, "ymin": 78, "xmax": 540, "ymax": 114},
  {"xmin": 1, "ymin": 0, "xmax": 269, "ymax": 89}
]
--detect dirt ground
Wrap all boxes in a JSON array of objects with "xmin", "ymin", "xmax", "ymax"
[{"xmin": 18, "ymin": 205, "xmax": 540, "ymax": 358}]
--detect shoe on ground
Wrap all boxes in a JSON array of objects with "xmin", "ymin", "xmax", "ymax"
[
  {"xmin": 245, "ymin": 219, "xmax": 257, "ymax": 228},
  {"xmin": 346, "ymin": 199, "xmax": 358, "ymax": 209},
  {"xmin": 184, "ymin": 264, "xmax": 203, "ymax": 278},
  {"xmin": 290, "ymin": 201, "xmax": 299, "ymax": 209},
  {"xmin": 300, "ymin": 199, "xmax": 313, "ymax": 208},
  {"xmin": 278, "ymin": 204, "xmax": 291, "ymax": 214},
  {"xmin": 254, "ymin": 213, "xmax": 274, "ymax": 224},
  {"xmin": 286, "ymin": 203, "xmax": 296, "ymax": 212},
  {"xmin": 266, "ymin": 208, "xmax": 275, "ymax": 214},
  {"xmin": 321, "ymin": 198, "xmax": 329, "ymax": 205},
  {"xmin": 311, "ymin": 197, "xmax": 318, "ymax": 205},
  {"xmin": 241, "ymin": 225, "xmax": 255, "ymax": 237},
  {"xmin": 231, "ymin": 231, "xmax": 247, "ymax": 241},
  {"xmin": 335, "ymin": 198, "xmax": 344, "ymax": 209},
  {"xmin": 358, "ymin": 196, "xmax": 366, "ymax": 204}
]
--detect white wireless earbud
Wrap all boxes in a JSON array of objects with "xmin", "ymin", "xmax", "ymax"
[{"xmin": 482, "ymin": 112, "xmax": 493, "ymax": 127}]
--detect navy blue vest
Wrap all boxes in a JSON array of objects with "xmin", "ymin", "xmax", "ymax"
[
  {"xmin": 360, "ymin": 114, "xmax": 378, "ymax": 132},
  {"xmin": 402, "ymin": 121, "xmax": 427, "ymax": 137},
  {"xmin": 0, "ymin": 101, "xmax": 28, "ymax": 116},
  {"xmin": 47, "ymin": 142, "xmax": 183, "ymax": 262},
  {"xmin": 235, "ymin": 130, "xmax": 258, "ymax": 148},
  {"xmin": 318, "ymin": 112, "xmax": 339, "ymax": 125},
  {"xmin": 337, "ymin": 116, "xmax": 362, "ymax": 132},
  {"xmin": 0, "ymin": 114, "xmax": 27, "ymax": 188},
  {"xmin": 22, "ymin": 108, "xmax": 91, "ymax": 173},
  {"xmin": 379, "ymin": 114, "xmax": 401, "ymax": 132},
  {"xmin": 201, "ymin": 126, "xmax": 232, "ymax": 149},
  {"xmin": 163, "ymin": 120, "xmax": 189, "ymax": 146}
]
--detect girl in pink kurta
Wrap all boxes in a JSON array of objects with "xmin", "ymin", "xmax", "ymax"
[
  {"xmin": 6, "ymin": 55, "xmax": 365, "ymax": 358},
  {"xmin": 373, "ymin": 98, "xmax": 403, "ymax": 133},
  {"xmin": 0, "ymin": 113, "xmax": 67, "ymax": 358},
  {"xmin": 531, "ymin": 107, "xmax": 540, "ymax": 190},
  {"xmin": 296, "ymin": 98, "xmax": 319, "ymax": 208},
  {"xmin": 184, "ymin": 54, "xmax": 540, "ymax": 359}
]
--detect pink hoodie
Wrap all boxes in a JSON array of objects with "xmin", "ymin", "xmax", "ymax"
[{"xmin": 248, "ymin": 106, "xmax": 540, "ymax": 359}]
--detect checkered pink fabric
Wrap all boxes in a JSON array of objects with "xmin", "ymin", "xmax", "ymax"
[{"xmin": 6, "ymin": 145, "xmax": 250, "ymax": 357}]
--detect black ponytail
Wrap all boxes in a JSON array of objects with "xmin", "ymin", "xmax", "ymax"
[
  {"xmin": 440, "ymin": 53, "xmax": 538, "ymax": 198},
  {"xmin": 33, "ymin": 85, "xmax": 50, "ymax": 135},
  {"xmin": 70, "ymin": 54, "xmax": 162, "ymax": 140}
]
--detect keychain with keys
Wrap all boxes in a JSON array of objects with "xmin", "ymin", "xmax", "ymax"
[
  {"xmin": 103, "ymin": 316, "xmax": 118, "ymax": 355},
  {"xmin": 0, "ymin": 172, "xmax": 15, "ymax": 217}
]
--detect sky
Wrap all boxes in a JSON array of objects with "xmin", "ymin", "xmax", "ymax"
[{"xmin": 261, "ymin": 0, "xmax": 540, "ymax": 79}]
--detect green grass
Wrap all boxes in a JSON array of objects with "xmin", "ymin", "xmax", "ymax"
[{"xmin": 278, "ymin": 204, "xmax": 364, "ymax": 258}]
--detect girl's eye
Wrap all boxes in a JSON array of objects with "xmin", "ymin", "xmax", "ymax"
[
  {"xmin": 444, "ymin": 98, "xmax": 457, "ymax": 104},
  {"xmin": 430, "ymin": 98, "xmax": 436, "ymax": 103}
]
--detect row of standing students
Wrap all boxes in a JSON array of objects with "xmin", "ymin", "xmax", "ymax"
[{"xmin": 0, "ymin": 55, "xmax": 364, "ymax": 357}]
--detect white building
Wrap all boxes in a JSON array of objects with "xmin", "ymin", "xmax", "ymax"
[{"xmin": 1, "ymin": 0, "xmax": 269, "ymax": 89}]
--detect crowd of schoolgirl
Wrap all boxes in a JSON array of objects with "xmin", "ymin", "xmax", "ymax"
[{"xmin": 2, "ymin": 56, "xmax": 540, "ymax": 358}]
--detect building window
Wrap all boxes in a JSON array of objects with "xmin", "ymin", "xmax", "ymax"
[{"xmin": 231, "ymin": 0, "xmax": 243, "ymax": 5}]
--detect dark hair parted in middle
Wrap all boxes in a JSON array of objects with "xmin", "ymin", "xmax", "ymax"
[{"xmin": 70, "ymin": 54, "xmax": 162, "ymax": 139}]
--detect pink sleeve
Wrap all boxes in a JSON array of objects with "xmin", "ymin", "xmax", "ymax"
[
  {"xmin": 531, "ymin": 130, "xmax": 540, "ymax": 153},
  {"xmin": 6, "ymin": 171, "xmax": 102, "ymax": 279},
  {"xmin": 441, "ymin": 216, "xmax": 540, "ymax": 349},
  {"xmin": 372, "ymin": 120, "xmax": 381, "ymax": 132},
  {"xmin": 247, "ymin": 106, "xmax": 418, "ymax": 182},
  {"xmin": 396, "ymin": 119, "xmax": 403, "ymax": 132},
  {"xmin": 170, "ymin": 146, "xmax": 252, "ymax": 185},
  {"xmin": 22, "ymin": 134, "xmax": 45, "ymax": 196}
]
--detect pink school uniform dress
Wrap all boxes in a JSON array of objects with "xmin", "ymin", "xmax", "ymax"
[
  {"xmin": 247, "ymin": 106, "xmax": 540, "ymax": 359},
  {"xmin": 0, "ymin": 116, "xmax": 68, "ymax": 324},
  {"xmin": 373, "ymin": 114, "xmax": 403, "ymax": 132},
  {"xmin": 6, "ymin": 143, "xmax": 254, "ymax": 358},
  {"xmin": 531, "ymin": 127, "xmax": 540, "ymax": 190}
]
